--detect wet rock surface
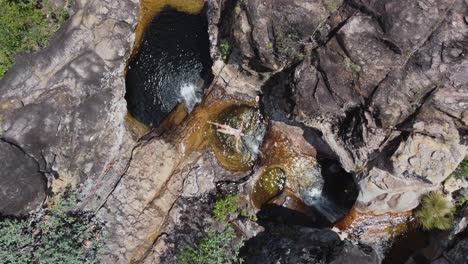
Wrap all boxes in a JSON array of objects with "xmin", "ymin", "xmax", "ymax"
[{"xmin": 431, "ymin": 237, "xmax": 468, "ymax": 264}]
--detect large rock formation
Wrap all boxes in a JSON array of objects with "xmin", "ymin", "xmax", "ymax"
[
  {"xmin": 1, "ymin": 0, "xmax": 467, "ymax": 263},
  {"xmin": 0, "ymin": 0, "xmax": 139, "ymax": 211},
  {"xmin": 227, "ymin": 0, "xmax": 467, "ymax": 213}
]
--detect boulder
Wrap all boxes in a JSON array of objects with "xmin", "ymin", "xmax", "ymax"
[
  {"xmin": 0, "ymin": 141, "xmax": 46, "ymax": 216},
  {"xmin": 242, "ymin": 226, "xmax": 378, "ymax": 264}
]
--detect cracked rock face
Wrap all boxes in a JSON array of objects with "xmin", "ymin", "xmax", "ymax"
[
  {"xmin": 243, "ymin": 0, "xmax": 468, "ymax": 214},
  {"xmin": 0, "ymin": 0, "xmax": 139, "ymax": 211}
]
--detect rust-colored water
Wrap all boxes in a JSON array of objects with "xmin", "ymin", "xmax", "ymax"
[{"xmin": 336, "ymin": 207, "xmax": 413, "ymax": 241}]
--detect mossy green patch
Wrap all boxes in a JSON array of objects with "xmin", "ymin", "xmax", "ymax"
[{"xmin": 451, "ymin": 159, "xmax": 468, "ymax": 180}]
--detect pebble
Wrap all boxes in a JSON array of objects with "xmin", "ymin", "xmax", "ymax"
[{"xmin": 449, "ymin": 48, "xmax": 463, "ymax": 57}]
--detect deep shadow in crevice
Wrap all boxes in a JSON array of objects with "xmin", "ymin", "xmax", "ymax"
[{"xmin": 319, "ymin": 158, "xmax": 359, "ymax": 216}]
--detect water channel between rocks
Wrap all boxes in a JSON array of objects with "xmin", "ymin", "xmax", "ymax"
[{"xmin": 124, "ymin": 0, "xmax": 362, "ymax": 260}]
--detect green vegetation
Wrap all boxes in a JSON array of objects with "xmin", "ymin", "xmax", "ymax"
[
  {"xmin": 456, "ymin": 195, "xmax": 468, "ymax": 208},
  {"xmin": 275, "ymin": 29, "xmax": 305, "ymax": 61},
  {"xmin": 220, "ymin": 39, "xmax": 232, "ymax": 62},
  {"xmin": 179, "ymin": 195, "xmax": 247, "ymax": 264},
  {"xmin": 451, "ymin": 159, "xmax": 468, "ymax": 180},
  {"xmin": 213, "ymin": 195, "xmax": 238, "ymax": 222},
  {"xmin": 0, "ymin": 0, "xmax": 70, "ymax": 78},
  {"xmin": 179, "ymin": 226, "xmax": 243, "ymax": 264},
  {"xmin": 415, "ymin": 191, "xmax": 455, "ymax": 231},
  {"xmin": 324, "ymin": 0, "xmax": 342, "ymax": 13},
  {"xmin": 0, "ymin": 193, "xmax": 103, "ymax": 263}
]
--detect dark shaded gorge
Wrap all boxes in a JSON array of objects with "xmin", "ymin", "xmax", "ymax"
[{"xmin": 125, "ymin": 8, "xmax": 212, "ymax": 127}]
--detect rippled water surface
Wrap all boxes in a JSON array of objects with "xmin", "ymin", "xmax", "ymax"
[{"xmin": 125, "ymin": 8, "xmax": 212, "ymax": 127}]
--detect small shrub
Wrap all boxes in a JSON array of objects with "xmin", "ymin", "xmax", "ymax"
[
  {"xmin": 178, "ymin": 226, "xmax": 244, "ymax": 264},
  {"xmin": 0, "ymin": 193, "xmax": 103, "ymax": 263},
  {"xmin": 0, "ymin": 0, "xmax": 70, "ymax": 79},
  {"xmin": 457, "ymin": 195, "xmax": 468, "ymax": 208},
  {"xmin": 179, "ymin": 195, "xmax": 249, "ymax": 263},
  {"xmin": 220, "ymin": 39, "xmax": 232, "ymax": 62},
  {"xmin": 213, "ymin": 195, "xmax": 238, "ymax": 222},
  {"xmin": 415, "ymin": 191, "xmax": 455, "ymax": 231},
  {"xmin": 451, "ymin": 159, "xmax": 468, "ymax": 180}
]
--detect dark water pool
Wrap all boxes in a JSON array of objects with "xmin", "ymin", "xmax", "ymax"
[{"xmin": 125, "ymin": 8, "xmax": 212, "ymax": 127}]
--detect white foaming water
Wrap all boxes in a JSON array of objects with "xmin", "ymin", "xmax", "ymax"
[
  {"xmin": 180, "ymin": 83, "xmax": 201, "ymax": 113},
  {"xmin": 244, "ymin": 133, "xmax": 264, "ymax": 156},
  {"xmin": 180, "ymin": 82, "xmax": 202, "ymax": 112}
]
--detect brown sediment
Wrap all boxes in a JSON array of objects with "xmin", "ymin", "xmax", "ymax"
[
  {"xmin": 335, "ymin": 207, "xmax": 413, "ymax": 240},
  {"xmin": 125, "ymin": 112, "xmax": 150, "ymax": 138}
]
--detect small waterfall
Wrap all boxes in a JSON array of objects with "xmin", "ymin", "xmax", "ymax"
[
  {"xmin": 301, "ymin": 186, "xmax": 345, "ymax": 224},
  {"xmin": 308, "ymin": 197, "xmax": 345, "ymax": 224},
  {"xmin": 179, "ymin": 82, "xmax": 202, "ymax": 112},
  {"xmin": 243, "ymin": 126, "xmax": 266, "ymax": 156}
]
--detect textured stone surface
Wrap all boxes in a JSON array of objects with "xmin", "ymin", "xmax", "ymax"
[
  {"xmin": 0, "ymin": 0, "xmax": 139, "ymax": 212},
  {"xmin": 432, "ymin": 238, "xmax": 468, "ymax": 264},
  {"xmin": 0, "ymin": 141, "xmax": 46, "ymax": 216},
  {"xmin": 271, "ymin": 0, "xmax": 467, "ymax": 213},
  {"xmin": 1, "ymin": 0, "xmax": 468, "ymax": 262}
]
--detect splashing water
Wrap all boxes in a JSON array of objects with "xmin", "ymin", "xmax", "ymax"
[
  {"xmin": 179, "ymin": 82, "xmax": 202, "ymax": 112},
  {"xmin": 304, "ymin": 193, "xmax": 345, "ymax": 224}
]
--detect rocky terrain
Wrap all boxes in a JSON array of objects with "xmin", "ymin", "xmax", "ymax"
[{"xmin": 0, "ymin": 0, "xmax": 467, "ymax": 263}]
